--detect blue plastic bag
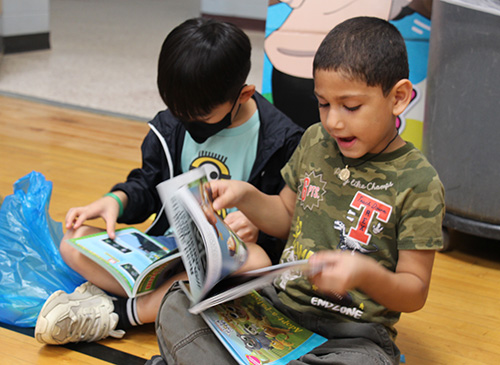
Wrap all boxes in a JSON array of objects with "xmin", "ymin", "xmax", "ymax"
[{"xmin": 0, "ymin": 171, "xmax": 85, "ymax": 327}]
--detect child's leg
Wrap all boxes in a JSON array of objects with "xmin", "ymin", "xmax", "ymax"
[
  {"xmin": 136, "ymin": 271, "xmax": 187, "ymax": 323},
  {"xmin": 59, "ymin": 226, "xmax": 127, "ymax": 296},
  {"xmin": 236, "ymin": 241, "xmax": 272, "ymax": 273},
  {"xmin": 154, "ymin": 281, "xmax": 237, "ymax": 365}
]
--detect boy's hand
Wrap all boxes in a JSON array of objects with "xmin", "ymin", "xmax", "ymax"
[
  {"xmin": 308, "ymin": 249, "xmax": 435, "ymax": 313},
  {"xmin": 209, "ymin": 180, "xmax": 252, "ymax": 211},
  {"xmin": 224, "ymin": 210, "xmax": 259, "ymax": 243},
  {"xmin": 308, "ymin": 250, "xmax": 370, "ymax": 296},
  {"xmin": 210, "ymin": 180, "xmax": 293, "ymax": 240},
  {"xmin": 65, "ymin": 192, "xmax": 126, "ymax": 239}
]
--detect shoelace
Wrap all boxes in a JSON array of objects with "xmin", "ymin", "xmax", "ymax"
[{"xmin": 67, "ymin": 304, "xmax": 122, "ymax": 343}]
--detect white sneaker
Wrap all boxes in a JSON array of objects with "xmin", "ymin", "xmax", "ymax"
[{"xmin": 35, "ymin": 282, "xmax": 125, "ymax": 345}]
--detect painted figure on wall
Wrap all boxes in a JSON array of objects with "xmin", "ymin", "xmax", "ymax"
[{"xmin": 263, "ymin": 0, "xmax": 432, "ymax": 149}]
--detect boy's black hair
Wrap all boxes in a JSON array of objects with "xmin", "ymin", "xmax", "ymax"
[
  {"xmin": 157, "ymin": 17, "xmax": 251, "ymax": 121},
  {"xmin": 313, "ymin": 17, "xmax": 409, "ymax": 96}
]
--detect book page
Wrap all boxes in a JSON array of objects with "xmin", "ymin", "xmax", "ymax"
[
  {"xmin": 67, "ymin": 227, "xmax": 174, "ymax": 296},
  {"xmin": 188, "ymin": 260, "xmax": 311, "ymax": 314},
  {"xmin": 157, "ymin": 166, "xmax": 249, "ymax": 303},
  {"xmin": 157, "ymin": 167, "xmax": 211, "ymax": 300},
  {"xmin": 168, "ymin": 194, "xmax": 208, "ymax": 301},
  {"xmin": 133, "ymin": 251, "xmax": 182, "ymax": 296},
  {"xmin": 178, "ymin": 179, "xmax": 248, "ymax": 300},
  {"xmin": 200, "ymin": 291, "xmax": 327, "ymax": 365}
]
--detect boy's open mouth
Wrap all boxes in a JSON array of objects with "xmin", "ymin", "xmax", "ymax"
[{"xmin": 339, "ymin": 136, "xmax": 355, "ymax": 143}]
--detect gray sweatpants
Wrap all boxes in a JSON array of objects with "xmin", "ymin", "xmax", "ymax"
[{"xmin": 152, "ymin": 282, "xmax": 400, "ymax": 365}]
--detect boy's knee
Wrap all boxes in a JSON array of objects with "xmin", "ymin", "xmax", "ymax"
[
  {"xmin": 240, "ymin": 243, "xmax": 271, "ymax": 272},
  {"xmin": 255, "ymin": 245, "xmax": 272, "ymax": 268},
  {"xmin": 59, "ymin": 238, "xmax": 77, "ymax": 265},
  {"xmin": 59, "ymin": 226, "xmax": 100, "ymax": 269}
]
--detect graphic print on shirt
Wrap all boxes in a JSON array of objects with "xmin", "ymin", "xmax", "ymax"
[
  {"xmin": 336, "ymin": 191, "xmax": 392, "ymax": 254},
  {"xmin": 190, "ymin": 151, "xmax": 231, "ymax": 181},
  {"xmin": 298, "ymin": 171, "xmax": 327, "ymax": 211},
  {"xmin": 276, "ymin": 246, "xmax": 304, "ymax": 292},
  {"xmin": 310, "ymin": 191, "xmax": 394, "ymax": 314},
  {"xmin": 190, "ymin": 151, "xmax": 231, "ymax": 218},
  {"xmin": 276, "ymin": 216, "xmax": 315, "ymax": 290}
]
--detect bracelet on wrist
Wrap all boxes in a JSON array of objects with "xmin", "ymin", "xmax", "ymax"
[{"xmin": 104, "ymin": 192, "xmax": 124, "ymax": 218}]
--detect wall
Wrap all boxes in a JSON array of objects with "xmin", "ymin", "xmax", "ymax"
[
  {"xmin": 0, "ymin": 0, "xmax": 3, "ymax": 57},
  {"xmin": 201, "ymin": 0, "xmax": 268, "ymax": 30},
  {"xmin": 201, "ymin": 0, "xmax": 267, "ymax": 20},
  {"xmin": 0, "ymin": 0, "xmax": 50, "ymax": 53}
]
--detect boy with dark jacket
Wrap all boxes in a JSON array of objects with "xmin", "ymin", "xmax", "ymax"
[{"xmin": 35, "ymin": 17, "xmax": 303, "ymax": 345}]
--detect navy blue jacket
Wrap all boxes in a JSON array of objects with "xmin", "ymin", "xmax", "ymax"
[{"xmin": 112, "ymin": 92, "xmax": 304, "ymax": 264}]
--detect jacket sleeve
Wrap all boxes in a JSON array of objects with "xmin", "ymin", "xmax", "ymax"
[
  {"xmin": 111, "ymin": 129, "xmax": 171, "ymax": 224},
  {"xmin": 257, "ymin": 125, "xmax": 303, "ymax": 264},
  {"xmin": 256, "ymin": 123, "xmax": 304, "ymax": 195},
  {"xmin": 279, "ymin": 126, "xmax": 304, "ymax": 187},
  {"xmin": 248, "ymin": 95, "xmax": 304, "ymax": 264}
]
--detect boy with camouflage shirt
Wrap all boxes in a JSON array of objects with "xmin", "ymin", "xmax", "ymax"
[{"xmin": 152, "ymin": 17, "xmax": 444, "ymax": 364}]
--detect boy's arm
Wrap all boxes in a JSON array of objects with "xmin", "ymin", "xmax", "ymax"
[
  {"xmin": 309, "ymin": 249, "xmax": 435, "ymax": 313},
  {"xmin": 210, "ymin": 180, "xmax": 296, "ymax": 240},
  {"xmin": 112, "ymin": 129, "xmax": 168, "ymax": 224}
]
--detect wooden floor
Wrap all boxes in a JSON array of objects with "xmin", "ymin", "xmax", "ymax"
[{"xmin": 1, "ymin": 94, "xmax": 499, "ymax": 364}]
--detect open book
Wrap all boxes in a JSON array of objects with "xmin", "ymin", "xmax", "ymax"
[
  {"xmin": 156, "ymin": 167, "xmax": 315, "ymax": 314},
  {"xmin": 66, "ymin": 227, "xmax": 181, "ymax": 297},
  {"xmin": 180, "ymin": 282, "xmax": 327, "ymax": 365}
]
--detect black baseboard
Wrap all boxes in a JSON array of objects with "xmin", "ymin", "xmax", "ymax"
[
  {"xmin": 0, "ymin": 322, "xmax": 147, "ymax": 364},
  {"xmin": 3, "ymin": 33, "xmax": 50, "ymax": 54},
  {"xmin": 201, "ymin": 13, "xmax": 265, "ymax": 32}
]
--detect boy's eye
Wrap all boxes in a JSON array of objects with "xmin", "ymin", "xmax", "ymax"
[{"xmin": 345, "ymin": 105, "xmax": 361, "ymax": 112}]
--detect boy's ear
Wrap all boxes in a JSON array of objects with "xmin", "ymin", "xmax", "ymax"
[
  {"xmin": 391, "ymin": 79, "xmax": 413, "ymax": 116},
  {"xmin": 238, "ymin": 84, "xmax": 256, "ymax": 103}
]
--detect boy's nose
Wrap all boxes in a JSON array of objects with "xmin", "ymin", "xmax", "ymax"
[{"xmin": 325, "ymin": 109, "xmax": 344, "ymax": 130}]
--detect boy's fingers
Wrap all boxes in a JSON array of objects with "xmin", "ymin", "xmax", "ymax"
[
  {"xmin": 209, "ymin": 181, "xmax": 231, "ymax": 210},
  {"xmin": 208, "ymin": 181, "xmax": 222, "ymax": 198},
  {"xmin": 65, "ymin": 215, "xmax": 74, "ymax": 228},
  {"xmin": 223, "ymin": 211, "xmax": 239, "ymax": 226},
  {"xmin": 212, "ymin": 197, "xmax": 224, "ymax": 211},
  {"xmin": 212, "ymin": 191, "xmax": 235, "ymax": 211},
  {"xmin": 106, "ymin": 221, "xmax": 116, "ymax": 240},
  {"xmin": 72, "ymin": 214, "xmax": 87, "ymax": 230},
  {"xmin": 65, "ymin": 208, "xmax": 79, "ymax": 228}
]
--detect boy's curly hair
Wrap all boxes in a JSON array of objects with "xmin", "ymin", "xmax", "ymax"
[{"xmin": 313, "ymin": 17, "xmax": 409, "ymax": 96}]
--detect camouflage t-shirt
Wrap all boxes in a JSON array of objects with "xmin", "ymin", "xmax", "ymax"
[{"xmin": 275, "ymin": 123, "xmax": 445, "ymax": 337}]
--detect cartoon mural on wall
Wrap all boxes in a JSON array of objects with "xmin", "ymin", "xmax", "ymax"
[
  {"xmin": 263, "ymin": 0, "xmax": 432, "ymax": 149},
  {"xmin": 391, "ymin": 0, "xmax": 432, "ymax": 149}
]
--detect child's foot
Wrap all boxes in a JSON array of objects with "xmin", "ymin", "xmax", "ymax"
[{"xmin": 35, "ymin": 281, "xmax": 125, "ymax": 345}]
